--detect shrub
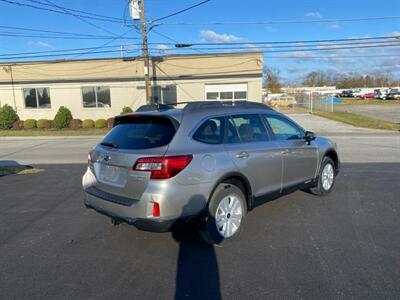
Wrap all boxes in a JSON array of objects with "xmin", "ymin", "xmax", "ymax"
[
  {"xmin": 0, "ymin": 104, "xmax": 19, "ymax": 129},
  {"xmin": 53, "ymin": 106, "xmax": 72, "ymax": 129},
  {"xmin": 82, "ymin": 119, "xmax": 95, "ymax": 128},
  {"xmin": 121, "ymin": 106, "xmax": 133, "ymax": 114},
  {"xmin": 24, "ymin": 119, "xmax": 37, "ymax": 129},
  {"xmin": 12, "ymin": 120, "xmax": 24, "ymax": 130},
  {"xmin": 95, "ymin": 118, "xmax": 107, "ymax": 129},
  {"xmin": 69, "ymin": 119, "xmax": 82, "ymax": 130},
  {"xmin": 107, "ymin": 117, "xmax": 114, "ymax": 128},
  {"xmin": 37, "ymin": 119, "xmax": 51, "ymax": 129}
]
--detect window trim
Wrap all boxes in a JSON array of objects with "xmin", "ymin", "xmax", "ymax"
[
  {"xmin": 22, "ymin": 87, "xmax": 52, "ymax": 110},
  {"xmin": 81, "ymin": 86, "xmax": 111, "ymax": 109},
  {"xmin": 262, "ymin": 113, "xmax": 305, "ymax": 141}
]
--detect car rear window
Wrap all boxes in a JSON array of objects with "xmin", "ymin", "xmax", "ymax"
[{"xmin": 102, "ymin": 115, "xmax": 177, "ymax": 149}]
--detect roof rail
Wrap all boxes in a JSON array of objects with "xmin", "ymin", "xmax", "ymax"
[
  {"xmin": 183, "ymin": 101, "xmax": 271, "ymax": 111},
  {"xmin": 135, "ymin": 103, "xmax": 175, "ymax": 112}
]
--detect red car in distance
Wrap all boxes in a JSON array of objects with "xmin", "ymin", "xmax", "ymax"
[{"xmin": 361, "ymin": 92, "xmax": 375, "ymax": 99}]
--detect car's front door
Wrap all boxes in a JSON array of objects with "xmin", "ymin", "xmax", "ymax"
[
  {"xmin": 224, "ymin": 114, "xmax": 283, "ymax": 197},
  {"xmin": 263, "ymin": 114, "xmax": 318, "ymax": 188}
]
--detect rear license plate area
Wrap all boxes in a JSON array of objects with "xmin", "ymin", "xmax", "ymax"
[{"xmin": 98, "ymin": 164, "xmax": 127, "ymax": 187}]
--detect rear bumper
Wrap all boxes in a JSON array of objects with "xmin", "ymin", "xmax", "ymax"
[{"xmin": 84, "ymin": 202, "xmax": 193, "ymax": 232}]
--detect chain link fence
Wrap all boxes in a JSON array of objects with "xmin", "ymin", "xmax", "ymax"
[{"xmin": 270, "ymin": 93, "xmax": 336, "ymax": 114}]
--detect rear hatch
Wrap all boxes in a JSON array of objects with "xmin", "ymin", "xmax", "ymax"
[{"xmin": 89, "ymin": 114, "xmax": 178, "ymax": 201}]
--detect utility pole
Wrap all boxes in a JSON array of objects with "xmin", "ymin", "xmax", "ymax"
[{"xmin": 138, "ymin": 0, "xmax": 152, "ymax": 104}]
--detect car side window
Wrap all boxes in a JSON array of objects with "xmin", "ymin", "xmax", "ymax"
[
  {"xmin": 228, "ymin": 114, "xmax": 269, "ymax": 143},
  {"xmin": 264, "ymin": 115, "xmax": 304, "ymax": 141},
  {"xmin": 193, "ymin": 117, "xmax": 224, "ymax": 144}
]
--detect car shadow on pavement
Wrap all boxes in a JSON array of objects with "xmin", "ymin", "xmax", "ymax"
[{"xmin": 172, "ymin": 198, "xmax": 222, "ymax": 300}]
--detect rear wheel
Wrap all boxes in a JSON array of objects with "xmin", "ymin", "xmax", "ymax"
[
  {"xmin": 199, "ymin": 183, "xmax": 246, "ymax": 246},
  {"xmin": 310, "ymin": 156, "xmax": 336, "ymax": 196}
]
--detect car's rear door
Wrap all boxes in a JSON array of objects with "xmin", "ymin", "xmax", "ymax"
[
  {"xmin": 88, "ymin": 115, "xmax": 177, "ymax": 201},
  {"xmin": 224, "ymin": 113, "xmax": 283, "ymax": 197},
  {"xmin": 262, "ymin": 114, "xmax": 318, "ymax": 188}
]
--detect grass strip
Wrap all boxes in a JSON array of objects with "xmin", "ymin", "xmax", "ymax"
[{"xmin": 313, "ymin": 110, "xmax": 400, "ymax": 131}]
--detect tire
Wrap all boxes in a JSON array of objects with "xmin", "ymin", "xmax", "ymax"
[
  {"xmin": 310, "ymin": 156, "xmax": 336, "ymax": 196},
  {"xmin": 199, "ymin": 183, "xmax": 247, "ymax": 246}
]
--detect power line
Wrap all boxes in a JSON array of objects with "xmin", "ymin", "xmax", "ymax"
[
  {"xmin": 41, "ymin": 0, "xmax": 118, "ymax": 37},
  {"xmin": 156, "ymin": 16, "xmax": 400, "ymax": 26},
  {"xmin": 0, "ymin": 25, "xmax": 121, "ymax": 37},
  {"xmin": 2, "ymin": 40, "xmax": 399, "ymax": 58},
  {"xmin": 68, "ymin": 28, "xmax": 135, "ymax": 60},
  {"xmin": 266, "ymin": 54, "xmax": 400, "ymax": 60},
  {"xmin": 151, "ymin": 0, "xmax": 210, "ymax": 23},
  {"xmin": 0, "ymin": 32, "xmax": 133, "ymax": 40},
  {"xmin": 0, "ymin": 45, "xmax": 138, "ymax": 58},
  {"xmin": 0, "ymin": 0, "xmax": 126, "ymax": 24},
  {"xmin": 170, "ymin": 35, "xmax": 400, "ymax": 46},
  {"xmin": 24, "ymin": 0, "xmax": 125, "ymax": 21},
  {"xmin": 158, "ymin": 43, "xmax": 400, "ymax": 52},
  {"xmin": 0, "ymin": 49, "xmax": 126, "ymax": 60}
]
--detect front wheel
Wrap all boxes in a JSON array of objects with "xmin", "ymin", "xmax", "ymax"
[
  {"xmin": 199, "ymin": 183, "xmax": 246, "ymax": 246},
  {"xmin": 310, "ymin": 157, "xmax": 336, "ymax": 196}
]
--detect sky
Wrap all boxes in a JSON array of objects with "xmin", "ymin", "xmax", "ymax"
[{"xmin": 0, "ymin": 0, "xmax": 400, "ymax": 82}]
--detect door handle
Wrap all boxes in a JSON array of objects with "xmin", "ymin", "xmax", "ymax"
[
  {"xmin": 281, "ymin": 149, "xmax": 289, "ymax": 155},
  {"xmin": 236, "ymin": 151, "xmax": 249, "ymax": 159}
]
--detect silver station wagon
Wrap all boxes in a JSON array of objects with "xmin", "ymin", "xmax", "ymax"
[{"xmin": 83, "ymin": 101, "xmax": 339, "ymax": 245}]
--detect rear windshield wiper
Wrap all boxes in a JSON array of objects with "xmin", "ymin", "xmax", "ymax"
[{"xmin": 100, "ymin": 141, "xmax": 118, "ymax": 148}]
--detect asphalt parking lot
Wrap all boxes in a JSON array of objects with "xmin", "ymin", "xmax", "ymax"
[
  {"xmin": 1, "ymin": 163, "xmax": 399, "ymax": 299},
  {"xmin": 0, "ymin": 114, "xmax": 399, "ymax": 299}
]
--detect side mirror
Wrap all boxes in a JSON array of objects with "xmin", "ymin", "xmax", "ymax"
[{"xmin": 304, "ymin": 131, "xmax": 316, "ymax": 145}]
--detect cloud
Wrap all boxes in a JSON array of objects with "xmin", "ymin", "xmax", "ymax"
[
  {"xmin": 305, "ymin": 11, "xmax": 322, "ymax": 18},
  {"xmin": 327, "ymin": 23, "xmax": 341, "ymax": 30},
  {"xmin": 265, "ymin": 26, "xmax": 276, "ymax": 33},
  {"xmin": 200, "ymin": 30, "xmax": 242, "ymax": 43},
  {"xmin": 154, "ymin": 43, "xmax": 172, "ymax": 55},
  {"xmin": 155, "ymin": 44, "xmax": 169, "ymax": 51},
  {"xmin": 30, "ymin": 41, "xmax": 52, "ymax": 48},
  {"xmin": 388, "ymin": 31, "xmax": 400, "ymax": 37}
]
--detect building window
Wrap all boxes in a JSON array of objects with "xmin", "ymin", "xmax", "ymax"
[
  {"xmin": 205, "ymin": 83, "xmax": 248, "ymax": 101},
  {"xmin": 23, "ymin": 88, "xmax": 51, "ymax": 109},
  {"xmin": 82, "ymin": 86, "xmax": 111, "ymax": 108}
]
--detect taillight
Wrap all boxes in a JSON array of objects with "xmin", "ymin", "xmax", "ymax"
[{"xmin": 133, "ymin": 155, "xmax": 193, "ymax": 179}]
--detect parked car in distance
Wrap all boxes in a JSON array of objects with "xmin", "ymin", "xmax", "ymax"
[
  {"xmin": 361, "ymin": 92, "xmax": 375, "ymax": 99},
  {"xmin": 82, "ymin": 101, "xmax": 340, "ymax": 245},
  {"xmin": 268, "ymin": 95, "xmax": 297, "ymax": 107},
  {"xmin": 352, "ymin": 88, "xmax": 362, "ymax": 98},
  {"xmin": 374, "ymin": 89, "xmax": 383, "ymax": 99},
  {"xmin": 385, "ymin": 88, "xmax": 400, "ymax": 100},
  {"xmin": 337, "ymin": 90, "xmax": 354, "ymax": 98},
  {"xmin": 386, "ymin": 93, "xmax": 400, "ymax": 100}
]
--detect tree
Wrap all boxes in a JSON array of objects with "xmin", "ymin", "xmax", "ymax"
[
  {"xmin": 264, "ymin": 66, "xmax": 282, "ymax": 93},
  {"xmin": 302, "ymin": 71, "xmax": 327, "ymax": 87}
]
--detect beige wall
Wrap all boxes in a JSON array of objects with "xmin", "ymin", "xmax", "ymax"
[{"xmin": 0, "ymin": 52, "xmax": 263, "ymax": 120}]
